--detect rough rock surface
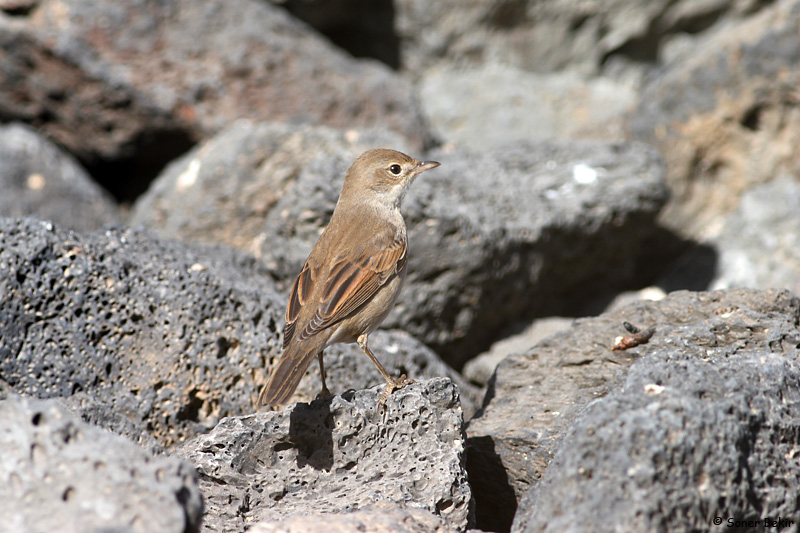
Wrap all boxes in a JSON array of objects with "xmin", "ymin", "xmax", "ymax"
[
  {"xmin": 0, "ymin": 123, "xmax": 119, "ymax": 231},
  {"xmin": 0, "ymin": 216, "xmax": 286, "ymax": 447},
  {"xmin": 512, "ymin": 289, "xmax": 800, "ymax": 532},
  {"xmin": 175, "ymin": 378, "xmax": 472, "ymax": 532},
  {"xmin": 467, "ymin": 288, "xmax": 800, "ymax": 532},
  {"xmin": 0, "ymin": 393, "xmax": 203, "ymax": 533},
  {"xmin": 260, "ymin": 139, "xmax": 668, "ymax": 366},
  {"xmin": 629, "ymin": 0, "xmax": 800, "ymax": 239}
]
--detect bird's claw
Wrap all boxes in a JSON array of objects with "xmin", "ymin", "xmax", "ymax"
[{"xmin": 377, "ymin": 374, "xmax": 414, "ymax": 409}]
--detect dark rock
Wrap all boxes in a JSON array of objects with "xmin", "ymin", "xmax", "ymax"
[
  {"xmin": 175, "ymin": 378, "xmax": 472, "ymax": 532},
  {"xmin": 0, "ymin": 393, "xmax": 203, "ymax": 532},
  {"xmin": 0, "ymin": 123, "xmax": 119, "ymax": 231},
  {"xmin": 467, "ymin": 288, "xmax": 800, "ymax": 532},
  {"xmin": 512, "ymin": 288, "xmax": 800, "ymax": 532},
  {"xmin": 0, "ymin": 0, "xmax": 429, "ymax": 199},
  {"xmin": 0, "ymin": 216, "xmax": 286, "ymax": 447},
  {"xmin": 629, "ymin": 0, "xmax": 800, "ymax": 239}
]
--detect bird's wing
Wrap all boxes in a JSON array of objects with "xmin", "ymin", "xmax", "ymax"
[
  {"xmin": 283, "ymin": 260, "xmax": 312, "ymax": 348},
  {"xmin": 286, "ymin": 229, "xmax": 407, "ymax": 345}
]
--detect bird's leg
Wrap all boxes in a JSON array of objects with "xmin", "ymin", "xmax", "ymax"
[
  {"xmin": 357, "ymin": 334, "xmax": 413, "ymax": 406},
  {"xmin": 316, "ymin": 351, "xmax": 332, "ymax": 400}
]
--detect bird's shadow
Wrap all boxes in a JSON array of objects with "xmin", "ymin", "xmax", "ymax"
[{"xmin": 287, "ymin": 398, "xmax": 336, "ymax": 471}]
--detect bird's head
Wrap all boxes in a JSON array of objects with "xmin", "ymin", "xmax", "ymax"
[{"xmin": 341, "ymin": 148, "xmax": 440, "ymax": 209}]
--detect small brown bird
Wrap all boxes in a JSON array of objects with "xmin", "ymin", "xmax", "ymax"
[{"xmin": 257, "ymin": 148, "xmax": 440, "ymax": 408}]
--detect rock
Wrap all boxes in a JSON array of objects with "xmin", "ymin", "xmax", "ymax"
[
  {"xmin": 467, "ymin": 288, "xmax": 799, "ymax": 532},
  {"xmin": 58, "ymin": 391, "xmax": 168, "ymax": 456},
  {"xmin": 261, "ymin": 140, "xmax": 668, "ymax": 366},
  {"xmin": 249, "ymin": 501, "xmax": 456, "ymax": 533},
  {"xmin": 0, "ymin": 123, "xmax": 119, "ymax": 231},
  {"xmin": 0, "ymin": 216, "xmax": 286, "ymax": 447},
  {"xmin": 512, "ymin": 289, "xmax": 800, "ymax": 532},
  {"xmin": 129, "ymin": 120, "xmax": 410, "ymax": 255},
  {"xmin": 0, "ymin": 393, "xmax": 203, "ymax": 533},
  {"xmin": 419, "ymin": 65, "xmax": 636, "ymax": 149},
  {"xmin": 709, "ymin": 177, "xmax": 800, "ymax": 295},
  {"xmin": 391, "ymin": 0, "xmax": 769, "ymax": 75},
  {"xmin": 629, "ymin": 0, "xmax": 800, "ymax": 239},
  {"xmin": 0, "ymin": 0, "xmax": 429, "ymax": 199},
  {"xmin": 175, "ymin": 378, "xmax": 472, "ymax": 532}
]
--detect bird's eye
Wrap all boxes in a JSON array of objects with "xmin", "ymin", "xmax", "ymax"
[{"xmin": 389, "ymin": 164, "xmax": 402, "ymax": 175}]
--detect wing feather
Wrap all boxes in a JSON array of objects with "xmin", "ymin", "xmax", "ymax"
[
  {"xmin": 293, "ymin": 231, "xmax": 406, "ymax": 342},
  {"xmin": 284, "ymin": 261, "xmax": 314, "ymax": 348}
]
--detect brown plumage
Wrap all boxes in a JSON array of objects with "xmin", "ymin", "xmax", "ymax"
[{"xmin": 257, "ymin": 149, "xmax": 440, "ymax": 408}]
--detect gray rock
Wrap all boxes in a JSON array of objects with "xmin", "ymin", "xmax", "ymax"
[
  {"xmin": 0, "ymin": 0, "xmax": 428, "ymax": 184},
  {"xmin": 513, "ymin": 289, "xmax": 800, "ymax": 532},
  {"xmin": 392, "ymin": 0, "xmax": 769, "ymax": 75},
  {"xmin": 0, "ymin": 393, "xmax": 203, "ymax": 533},
  {"xmin": 58, "ymin": 391, "xmax": 168, "ymax": 456},
  {"xmin": 419, "ymin": 65, "xmax": 636, "ymax": 149},
  {"xmin": 262, "ymin": 140, "xmax": 668, "ymax": 366},
  {"xmin": 629, "ymin": 0, "xmax": 800, "ymax": 239},
  {"xmin": 249, "ymin": 501, "xmax": 456, "ymax": 533},
  {"xmin": 0, "ymin": 216, "xmax": 286, "ymax": 447},
  {"xmin": 0, "ymin": 123, "xmax": 119, "ymax": 231},
  {"xmin": 467, "ymin": 288, "xmax": 799, "ymax": 532},
  {"xmin": 710, "ymin": 176, "xmax": 800, "ymax": 295},
  {"xmin": 175, "ymin": 378, "xmax": 472, "ymax": 532}
]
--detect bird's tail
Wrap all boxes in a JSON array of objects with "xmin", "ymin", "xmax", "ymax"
[{"xmin": 257, "ymin": 340, "xmax": 322, "ymax": 408}]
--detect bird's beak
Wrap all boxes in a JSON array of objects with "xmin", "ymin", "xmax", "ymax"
[{"xmin": 415, "ymin": 160, "xmax": 440, "ymax": 173}]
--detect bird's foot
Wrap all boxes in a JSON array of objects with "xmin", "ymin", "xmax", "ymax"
[
  {"xmin": 378, "ymin": 374, "xmax": 414, "ymax": 408},
  {"xmin": 315, "ymin": 384, "xmax": 333, "ymax": 401}
]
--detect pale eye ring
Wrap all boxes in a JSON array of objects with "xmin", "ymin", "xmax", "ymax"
[{"xmin": 389, "ymin": 164, "xmax": 402, "ymax": 175}]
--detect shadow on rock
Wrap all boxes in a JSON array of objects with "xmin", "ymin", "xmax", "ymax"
[
  {"xmin": 288, "ymin": 400, "xmax": 334, "ymax": 472},
  {"xmin": 466, "ymin": 435, "xmax": 518, "ymax": 532},
  {"xmin": 634, "ymin": 225, "xmax": 719, "ymax": 294}
]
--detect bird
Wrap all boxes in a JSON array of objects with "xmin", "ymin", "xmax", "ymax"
[{"xmin": 257, "ymin": 148, "xmax": 440, "ymax": 408}]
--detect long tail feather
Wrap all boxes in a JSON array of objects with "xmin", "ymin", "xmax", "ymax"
[{"xmin": 257, "ymin": 340, "xmax": 322, "ymax": 408}]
